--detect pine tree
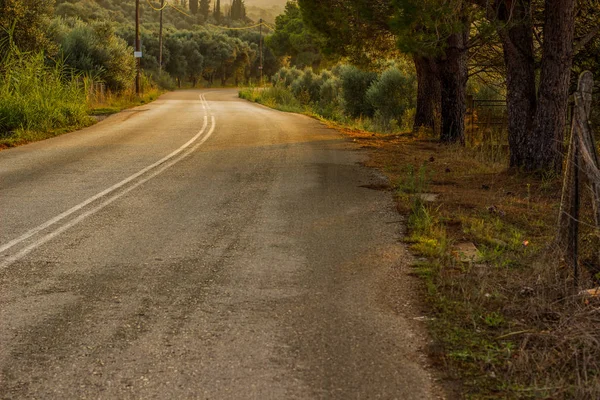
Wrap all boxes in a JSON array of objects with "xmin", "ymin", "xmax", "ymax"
[
  {"xmin": 199, "ymin": 0, "xmax": 210, "ymax": 18},
  {"xmin": 213, "ymin": 0, "xmax": 221, "ymax": 22},
  {"xmin": 230, "ymin": 0, "xmax": 246, "ymax": 21},
  {"xmin": 189, "ymin": 0, "xmax": 198, "ymax": 14}
]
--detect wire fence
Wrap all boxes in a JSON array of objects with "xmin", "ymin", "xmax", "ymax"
[
  {"xmin": 466, "ymin": 79, "xmax": 600, "ymax": 288},
  {"xmin": 87, "ymin": 81, "xmax": 106, "ymax": 104},
  {"xmin": 466, "ymin": 97, "xmax": 509, "ymax": 163},
  {"xmin": 557, "ymin": 71, "xmax": 600, "ymax": 288}
]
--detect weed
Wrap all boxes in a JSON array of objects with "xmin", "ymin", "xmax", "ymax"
[
  {"xmin": 0, "ymin": 43, "xmax": 91, "ymax": 146},
  {"xmin": 397, "ymin": 164, "xmax": 430, "ymax": 195}
]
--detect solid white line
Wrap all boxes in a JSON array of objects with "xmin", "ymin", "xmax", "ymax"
[
  {"xmin": 0, "ymin": 115, "xmax": 217, "ymax": 270},
  {"xmin": 200, "ymin": 94, "xmax": 211, "ymax": 110},
  {"xmin": 0, "ymin": 111, "xmax": 209, "ymax": 255}
]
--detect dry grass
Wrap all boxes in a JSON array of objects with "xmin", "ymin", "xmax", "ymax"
[{"xmin": 333, "ymin": 127, "xmax": 600, "ymax": 399}]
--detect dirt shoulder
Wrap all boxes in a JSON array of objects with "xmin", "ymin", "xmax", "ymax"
[{"xmin": 330, "ymin": 126, "xmax": 599, "ymax": 399}]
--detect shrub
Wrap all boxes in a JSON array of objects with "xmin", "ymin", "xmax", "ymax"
[
  {"xmin": 319, "ymin": 75, "xmax": 341, "ymax": 105},
  {"xmin": 290, "ymin": 68, "xmax": 322, "ymax": 104},
  {"xmin": 151, "ymin": 71, "xmax": 177, "ymax": 91},
  {"xmin": 339, "ymin": 65, "xmax": 377, "ymax": 118},
  {"xmin": 317, "ymin": 75, "xmax": 343, "ymax": 119},
  {"xmin": 262, "ymin": 85, "xmax": 301, "ymax": 110},
  {"xmin": 366, "ymin": 66, "xmax": 416, "ymax": 131},
  {"xmin": 55, "ymin": 19, "xmax": 136, "ymax": 93},
  {"xmin": 271, "ymin": 66, "xmax": 302, "ymax": 87}
]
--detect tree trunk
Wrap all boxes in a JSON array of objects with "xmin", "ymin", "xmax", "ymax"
[
  {"xmin": 526, "ymin": 0, "xmax": 576, "ymax": 172},
  {"xmin": 413, "ymin": 54, "xmax": 441, "ymax": 133},
  {"xmin": 439, "ymin": 28, "xmax": 468, "ymax": 144},
  {"xmin": 190, "ymin": 0, "xmax": 198, "ymax": 14},
  {"xmin": 497, "ymin": 0, "xmax": 537, "ymax": 168}
]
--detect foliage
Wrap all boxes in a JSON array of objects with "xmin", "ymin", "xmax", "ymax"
[
  {"xmin": 239, "ymin": 85, "xmax": 301, "ymax": 112},
  {"xmin": 366, "ymin": 66, "xmax": 416, "ymax": 131},
  {"xmin": 199, "ymin": 0, "xmax": 211, "ymax": 18},
  {"xmin": 190, "ymin": 0, "xmax": 198, "ymax": 14},
  {"xmin": 229, "ymin": 0, "xmax": 247, "ymax": 21},
  {"xmin": 0, "ymin": 43, "xmax": 90, "ymax": 144},
  {"xmin": 271, "ymin": 66, "xmax": 303, "ymax": 86},
  {"xmin": 266, "ymin": 1, "xmax": 326, "ymax": 69},
  {"xmin": 0, "ymin": 0, "xmax": 56, "ymax": 56},
  {"xmin": 290, "ymin": 68, "xmax": 321, "ymax": 103},
  {"xmin": 317, "ymin": 71, "xmax": 340, "ymax": 104},
  {"xmin": 297, "ymin": 0, "xmax": 398, "ymax": 67},
  {"xmin": 339, "ymin": 65, "xmax": 377, "ymax": 118},
  {"xmin": 244, "ymin": 63, "xmax": 416, "ymax": 131},
  {"xmin": 53, "ymin": 19, "xmax": 136, "ymax": 93},
  {"xmin": 214, "ymin": 0, "xmax": 222, "ymax": 22}
]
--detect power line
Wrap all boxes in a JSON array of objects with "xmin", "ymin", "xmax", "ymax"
[
  {"xmin": 207, "ymin": 22, "xmax": 274, "ymax": 31},
  {"xmin": 168, "ymin": 3, "xmax": 193, "ymax": 17},
  {"xmin": 146, "ymin": 0, "xmax": 170, "ymax": 11}
]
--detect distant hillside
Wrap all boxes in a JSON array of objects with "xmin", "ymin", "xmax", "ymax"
[
  {"xmin": 54, "ymin": 0, "xmax": 285, "ymax": 28},
  {"xmin": 246, "ymin": 5, "xmax": 283, "ymax": 24},
  {"xmin": 245, "ymin": 0, "xmax": 288, "ymax": 7}
]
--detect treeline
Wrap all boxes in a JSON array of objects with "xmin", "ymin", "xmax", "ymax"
[
  {"xmin": 286, "ymin": 0, "xmax": 599, "ymax": 173},
  {"xmin": 0, "ymin": 0, "xmax": 280, "ymax": 142},
  {"xmin": 53, "ymin": 0, "xmax": 279, "ymax": 90}
]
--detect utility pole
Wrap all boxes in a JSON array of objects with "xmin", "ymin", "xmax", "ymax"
[
  {"xmin": 135, "ymin": 0, "xmax": 142, "ymax": 95},
  {"xmin": 158, "ymin": 0, "xmax": 164, "ymax": 72},
  {"xmin": 259, "ymin": 18, "xmax": 263, "ymax": 86}
]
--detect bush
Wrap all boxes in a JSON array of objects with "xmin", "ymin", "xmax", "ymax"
[
  {"xmin": 151, "ymin": 71, "xmax": 177, "ymax": 91},
  {"xmin": 262, "ymin": 85, "xmax": 301, "ymax": 110},
  {"xmin": 319, "ymin": 75, "xmax": 341, "ymax": 106},
  {"xmin": 290, "ymin": 68, "xmax": 322, "ymax": 104},
  {"xmin": 366, "ymin": 66, "xmax": 416, "ymax": 130},
  {"xmin": 339, "ymin": 65, "xmax": 377, "ymax": 118},
  {"xmin": 272, "ymin": 66, "xmax": 303, "ymax": 87},
  {"xmin": 54, "ymin": 19, "xmax": 136, "ymax": 93}
]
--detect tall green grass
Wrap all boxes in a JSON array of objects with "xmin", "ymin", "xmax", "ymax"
[{"xmin": 0, "ymin": 41, "xmax": 91, "ymax": 146}]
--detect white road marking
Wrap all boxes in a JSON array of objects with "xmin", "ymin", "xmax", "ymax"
[
  {"xmin": 0, "ymin": 115, "xmax": 216, "ymax": 270},
  {"xmin": 200, "ymin": 94, "xmax": 211, "ymax": 110},
  {"xmin": 0, "ymin": 94, "xmax": 215, "ymax": 266}
]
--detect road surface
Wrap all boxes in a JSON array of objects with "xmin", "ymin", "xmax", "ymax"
[{"xmin": 0, "ymin": 89, "xmax": 440, "ymax": 399}]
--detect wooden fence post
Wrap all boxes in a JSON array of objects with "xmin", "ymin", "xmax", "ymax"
[{"xmin": 557, "ymin": 71, "xmax": 597, "ymax": 283}]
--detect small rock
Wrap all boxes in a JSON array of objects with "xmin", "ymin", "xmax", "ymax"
[
  {"xmin": 452, "ymin": 242, "xmax": 483, "ymax": 263},
  {"xmin": 519, "ymin": 286, "xmax": 535, "ymax": 297},
  {"xmin": 413, "ymin": 316, "xmax": 435, "ymax": 322},
  {"xmin": 416, "ymin": 193, "xmax": 439, "ymax": 202}
]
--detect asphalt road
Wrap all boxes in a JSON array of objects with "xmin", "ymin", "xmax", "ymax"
[{"xmin": 0, "ymin": 89, "xmax": 440, "ymax": 399}]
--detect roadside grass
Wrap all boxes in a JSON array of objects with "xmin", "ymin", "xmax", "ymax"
[
  {"xmin": 340, "ymin": 130, "xmax": 600, "ymax": 398},
  {"xmin": 239, "ymin": 85, "xmax": 411, "ymax": 134},
  {"xmin": 1, "ymin": 68, "xmax": 163, "ymax": 150},
  {"xmin": 0, "ymin": 48, "xmax": 93, "ymax": 149},
  {"xmin": 240, "ymin": 89, "xmax": 600, "ymax": 398},
  {"xmin": 239, "ymin": 86, "xmax": 304, "ymax": 114},
  {"xmin": 0, "ymin": 88, "xmax": 162, "ymax": 149},
  {"xmin": 88, "ymin": 86, "xmax": 163, "ymax": 117}
]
